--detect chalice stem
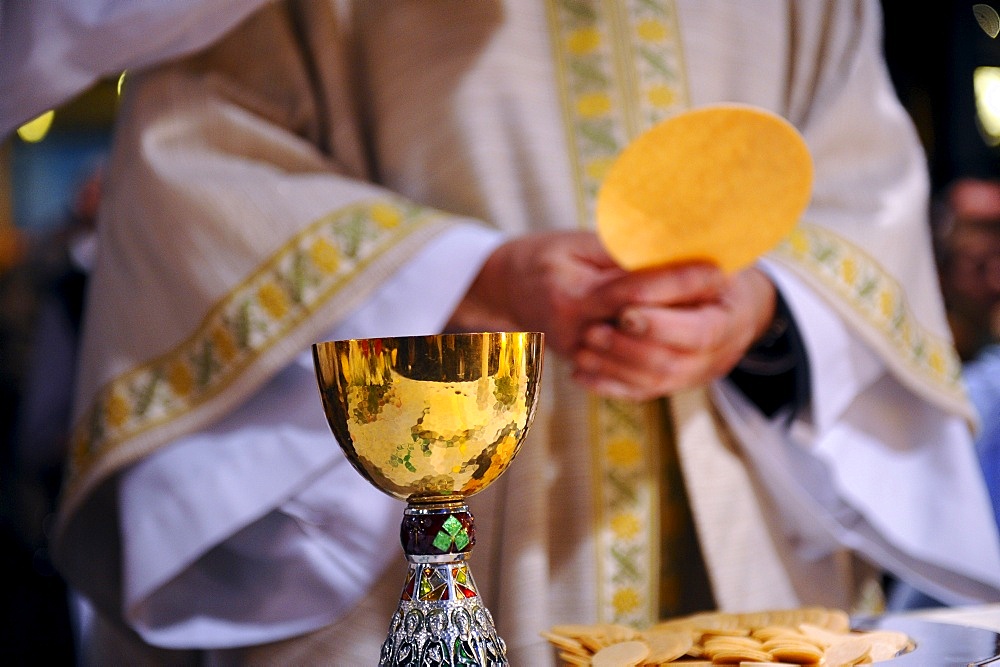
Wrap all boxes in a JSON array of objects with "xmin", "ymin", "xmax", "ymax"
[{"xmin": 379, "ymin": 500, "xmax": 508, "ymax": 666}]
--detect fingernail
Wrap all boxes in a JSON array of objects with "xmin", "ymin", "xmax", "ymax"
[{"xmin": 620, "ymin": 308, "xmax": 647, "ymax": 335}]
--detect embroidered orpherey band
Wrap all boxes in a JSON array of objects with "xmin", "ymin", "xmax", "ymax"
[
  {"xmin": 547, "ymin": 0, "xmax": 688, "ymax": 234},
  {"xmin": 547, "ymin": 0, "xmax": 687, "ymax": 628},
  {"xmin": 774, "ymin": 225, "xmax": 965, "ymax": 396},
  {"xmin": 64, "ymin": 199, "xmax": 443, "ymax": 500}
]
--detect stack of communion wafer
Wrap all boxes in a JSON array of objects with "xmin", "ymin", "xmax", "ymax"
[{"xmin": 541, "ymin": 607, "xmax": 912, "ymax": 666}]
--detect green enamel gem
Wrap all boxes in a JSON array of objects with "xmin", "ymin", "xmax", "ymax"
[
  {"xmin": 432, "ymin": 531, "xmax": 452, "ymax": 552},
  {"xmin": 442, "ymin": 515, "xmax": 463, "ymax": 535},
  {"xmin": 454, "ymin": 530, "xmax": 470, "ymax": 550}
]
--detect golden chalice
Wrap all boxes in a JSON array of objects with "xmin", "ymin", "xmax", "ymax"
[{"xmin": 313, "ymin": 332, "xmax": 544, "ymax": 666}]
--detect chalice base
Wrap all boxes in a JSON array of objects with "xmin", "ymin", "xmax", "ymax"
[{"xmin": 378, "ymin": 502, "xmax": 508, "ymax": 666}]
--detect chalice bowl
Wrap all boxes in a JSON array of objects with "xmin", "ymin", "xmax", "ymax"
[{"xmin": 313, "ymin": 332, "xmax": 544, "ymax": 666}]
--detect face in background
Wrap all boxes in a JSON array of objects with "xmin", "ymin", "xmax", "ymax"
[{"xmin": 938, "ymin": 177, "xmax": 1000, "ymax": 359}]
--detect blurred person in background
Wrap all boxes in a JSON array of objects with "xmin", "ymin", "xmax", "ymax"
[
  {"xmin": 935, "ymin": 178, "xmax": 1000, "ymax": 362},
  {"xmin": 936, "ymin": 177, "xmax": 1000, "ymax": 534}
]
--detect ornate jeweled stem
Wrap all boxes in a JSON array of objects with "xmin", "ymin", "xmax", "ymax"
[{"xmin": 379, "ymin": 501, "xmax": 507, "ymax": 666}]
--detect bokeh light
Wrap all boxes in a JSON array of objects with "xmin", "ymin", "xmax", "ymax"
[
  {"xmin": 975, "ymin": 66, "xmax": 1000, "ymax": 145},
  {"xmin": 16, "ymin": 111, "xmax": 55, "ymax": 143}
]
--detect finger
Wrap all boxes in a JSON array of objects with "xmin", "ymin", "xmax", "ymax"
[
  {"xmin": 574, "ymin": 324, "xmax": 715, "ymax": 393},
  {"xmin": 618, "ymin": 304, "xmax": 733, "ymax": 351},
  {"xmin": 571, "ymin": 355, "xmax": 709, "ymax": 400},
  {"xmin": 583, "ymin": 261, "xmax": 727, "ymax": 319},
  {"xmin": 570, "ymin": 231, "xmax": 626, "ymax": 270},
  {"xmin": 571, "ymin": 373, "xmax": 659, "ymax": 402}
]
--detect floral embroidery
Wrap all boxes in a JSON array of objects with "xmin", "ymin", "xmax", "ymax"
[
  {"xmin": 65, "ymin": 199, "xmax": 442, "ymax": 490},
  {"xmin": 611, "ymin": 512, "xmax": 643, "ymax": 540},
  {"xmin": 549, "ymin": 0, "xmax": 683, "ymax": 629},
  {"xmin": 612, "ymin": 587, "xmax": 642, "ymax": 616},
  {"xmin": 308, "ymin": 237, "xmax": 341, "ymax": 274},
  {"xmin": 775, "ymin": 225, "xmax": 964, "ymax": 390}
]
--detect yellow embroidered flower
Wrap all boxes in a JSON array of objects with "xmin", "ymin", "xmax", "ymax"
[
  {"xmin": 309, "ymin": 237, "xmax": 341, "ymax": 274},
  {"xmin": 606, "ymin": 437, "xmax": 642, "ymax": 467},
  {"xmin": 211, "ymin": 325, "xmax": 238, "ymax": 362},
  {"xmin": 927, "ymin": 348, "xmax": 945, "ymax": 376},
  {"xmin": 878, "ymin": 288, "xmax": 896, "ymax": 320},
  {"xmin": 646, "ymin": 84, "xmax": 677, "ymax": 109},
  {"xmin": 612, "ymin": 587, "xmax": 642, "ymax": 615},
  {"xmin": 576, "ymin": 92, "xmax": 612, "ymax": 118},
  {"xmin": 787, "ymin": 228, "xmax": 810, "ymax": 256},
  {"xmin": 258, "ymin": 281, "xmax": 289, "ymax": 319},
  {"xmin": 167, "ymin": 360, "xmax": 194, "ymax": 397},
  {"xmin": 838, "ymin": 257, "xmax": 857, "ymax": 286},
  {"xmin": 636, "ymin": 19, "xmax": 668, "ymax": 42},
  {"xmin": 370, "ymin": 203, "xmax": 402, "ymax": 229},
  {"xmin": 567, "ymin": 27, "xmax": 601, "ymax": 55},
  {"xmin": 105, "ymin": 392, "xmax": 130, "ymax": 428},
  {"xmin": 610, "ymin": 512, "xmax": 641, "ymax": 540},
  {"xmin": 899, "ymin": 321, "xmax": 913, "ymax": 347},
  {"xmin": 585, "ymin": 156, "xmax": 615, "ymax": 182}
]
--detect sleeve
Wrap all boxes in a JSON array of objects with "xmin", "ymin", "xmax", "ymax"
[
  {"xmin": 712, "ymin": 262, "xmax": 1000, "ymax": 605},
  {"xmin": 118, "ymin": 226, "xmax": 506, "ymax": 648},
  {"xmin": 0, "ymin": 0, "xmax": 275, "ymax": 138}
]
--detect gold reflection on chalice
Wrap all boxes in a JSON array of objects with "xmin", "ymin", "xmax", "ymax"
[{"xmin": 313, "ymin": 332, "xmax": 543, "ymax": 666}]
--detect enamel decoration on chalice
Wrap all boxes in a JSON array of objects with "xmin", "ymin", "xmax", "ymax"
[{"xmin": 313, "ymin": 332, "xmax": 544, "ymax": 666}]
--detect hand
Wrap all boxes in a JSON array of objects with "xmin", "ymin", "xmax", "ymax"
[
  {"xmin": 445, "ymin": 230, "xmax": 627, "ymax": 356},
  {"xmin": 571, "ymin": 265, "xmax": 777, "ymax": 401}
]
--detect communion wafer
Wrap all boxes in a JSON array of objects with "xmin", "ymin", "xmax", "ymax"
[
  {"xmin": 708, "ymin": 646, "xmax": 775, "ymax": 664},
  {"xmin": 640, "ymin": 628, "xmax": 693, "ymax": 663},
  {"xmin": 595, "ymin": 104, "xmax": 813, "ymax": 273},
  {"xmin": 703, "ymin": 635, "xmax": 765, "ymax": 653},
  {"xmin": 558, "ymin": 651, "xmax": 591, "ymax": 666},
  {"xmin": 763, "ymin": 638, "xmax": 824, "ymax": 664},
  {"xmin": 591, "ymin": 639, "xmax": 650, "ymax": 667},
  {"xmin": 822, "ymin": 636, "xmax": 871, "ymax": 666},
  {"xmin": 539, "ymin": 630, "xmax": 589, "ymax": 656},
  {"xmin": 855, "ymin": 630, "xmax": 912, "ymax": 660}
]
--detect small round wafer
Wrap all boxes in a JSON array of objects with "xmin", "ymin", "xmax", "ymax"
[
  {"xmin": 558, "ymin": 650, "xmax": 592, "ymax": 666},
  {"xmin": 641, "ymin": 628, "xmax": 693, "ymax": 663},
  {"xmin": 764, "ymin": 637, "xmax": 824, "ymax": 664},
  {"xmin": 539, "ymin": 630, "xmax": 589, "ymax": 657},
  {"xmin": 822, "ymin": 636, "xmax": 871, "ymax": 666},
  {"xmin": 591, "ymin": 639, "xmax": 650, "ymax": 666},
  {"xmin": 708, "ymin": 646, "xmax": 775, "ymax": 664}
]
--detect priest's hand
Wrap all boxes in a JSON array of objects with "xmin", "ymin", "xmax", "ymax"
[
  {"xmin": 571, "ymin": 264, "xmax": 777, "ymax": 401},
  {"xmin": 445, "ymin": 230, "xmax": 629, "ymax": 356}
]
